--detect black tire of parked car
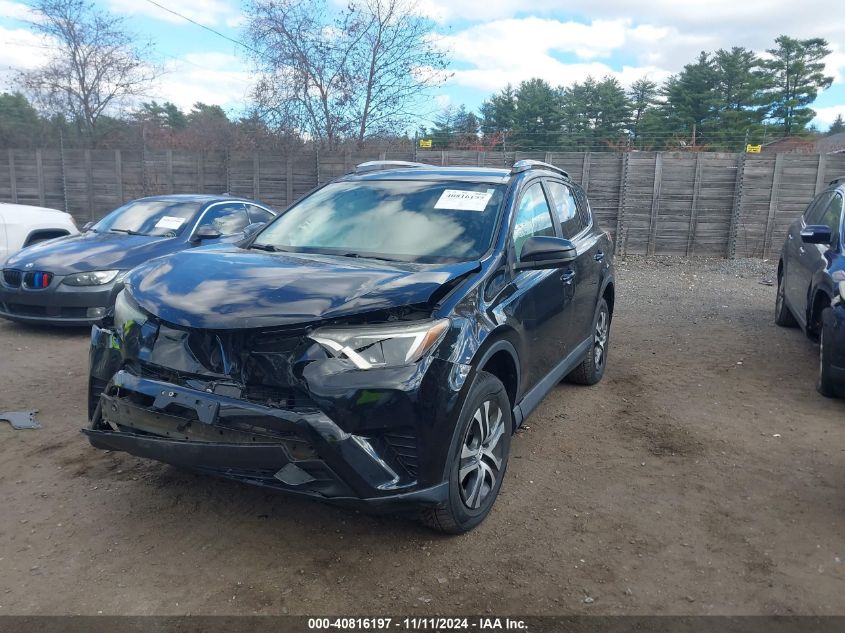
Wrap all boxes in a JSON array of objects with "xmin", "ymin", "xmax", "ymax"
[
  {"xmin": 817, "ymin": 307, "xmax": 840, "ymax": 398},
  {"xmin": 775, "ymin": 269, "xmax": 798, "ymax": 328},
  {"xmin": 420, "ymin": 371, "xmax": 512, "ymax": 534},
  {"xmin": 567, "ymin": 297, "xmax": 611, "ymax": 385}
]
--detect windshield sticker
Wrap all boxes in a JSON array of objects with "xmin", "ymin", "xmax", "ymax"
[
  {"xmin": 154, "ymin": 216, "xmax": 186, "ymax": 230},
  {"xmin": 434, "ymin": 189, "xmax": 493, "ymax": 212}
]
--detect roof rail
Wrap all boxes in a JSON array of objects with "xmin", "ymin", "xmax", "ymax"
[
  {"xmin": 510, "ymin": 159, "xmax": 569, "ymax": 178},
  {"xmin": 354, "ymin": 160, "xmax": 431, "ymax": 174},
  {"xmin": 829, "ymin": 176, "xmax": 845, "ymax": 187}
]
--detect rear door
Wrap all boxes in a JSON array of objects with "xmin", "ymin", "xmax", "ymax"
[{"xmin": 545, "ymin": 180, "xmax": 602, "ymax": 348}]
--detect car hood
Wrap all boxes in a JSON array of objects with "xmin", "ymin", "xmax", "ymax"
[
  {"xmin": 125, "ymin": 248, "xmax": 480, "ymax": 329},
  {"xmin": 2, "ymin": 231, "xmax": 184, "ymax": 275}
]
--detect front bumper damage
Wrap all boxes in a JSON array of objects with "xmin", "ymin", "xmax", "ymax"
[{"xmin": 85, "ymin": 319, "xmax": 468, "ymax": 512}]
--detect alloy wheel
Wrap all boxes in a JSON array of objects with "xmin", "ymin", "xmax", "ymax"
[
  {"xmin": 594, "ymin": 308, "xmax": 609, "ymax": 369},
  {"xmin": 458, "ymin": 400, "xmax": 505, "ymax": 509}
]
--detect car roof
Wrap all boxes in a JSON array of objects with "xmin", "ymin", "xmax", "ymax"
[
  {"xmin": 339, "ymin": 166, "xmax": 513, "ymax": 185},
  {"xmin": 0, "ymin": 202, "xmax": 67, "ymax": 214},
  {"xmin": 134, "ymin": 194, "xmax": 258, "ymax": 204}
]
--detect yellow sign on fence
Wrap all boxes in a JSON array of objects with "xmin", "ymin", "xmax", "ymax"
[
  {"xmin": 746, "ymin": 144, "xmax": 762, "ymax": 153},
  {"xmin": 418, "ymin": 139, "xmax": 432, "ymax": 148}
]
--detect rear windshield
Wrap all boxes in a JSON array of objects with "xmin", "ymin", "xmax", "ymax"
[
  {"xmin": 254, "ymin": 180, "xmax": 506, "ymax": 262},
  {"xmin": 94, "ymin": 200, "xmax": 201, "ymax": 237}
]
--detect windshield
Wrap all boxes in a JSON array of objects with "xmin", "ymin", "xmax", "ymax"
[
  {"xmin": 93, "ymin": 200, "xmax": 202, "ymax": 237},
  {"xmin": 254, "ymin": 180, "xmax": 506, "ymax": 262}
]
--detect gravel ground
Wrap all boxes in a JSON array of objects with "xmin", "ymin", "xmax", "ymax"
[{"xmin": 0, "ymin": 256, "xmax": 843, "ymax": 616}]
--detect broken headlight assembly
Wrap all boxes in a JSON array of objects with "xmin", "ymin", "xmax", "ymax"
[
  {"xmin": 113, "ymin": 289, "xmax": 148, "ymax": 336},
  {"xmin": 309, "ymin": 319, "xmax": 450, "ymax": 370},
  {"xmin": 62, "ymin": 270, "xmax": 123, "ymax": 286}
]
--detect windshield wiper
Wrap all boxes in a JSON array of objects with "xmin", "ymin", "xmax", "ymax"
[
  {"xmin": 341, "ymin": 252, "xmax": 400, "ymax": 263},
  {"xmin": 250, "ymin": 243, "xmax": 280, "ymax": 252},
  {"xmin": 109, "ymin": 228, "xmax": 145, "ymax": 236}
]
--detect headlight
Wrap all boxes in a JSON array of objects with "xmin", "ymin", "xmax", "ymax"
[
  {"xmin": 63, "ymin": 270, "xmax": 121, "ymax": 286},
  {"xmin": 310, "ymin": 319, "xmax": 450, "ymax": 369},
  {"xmin": 113, "ymin": 289, "xmax": 147, "ymax": 336}
]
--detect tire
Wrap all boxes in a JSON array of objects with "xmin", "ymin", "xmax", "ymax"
[
  {"xmin": 567, "ymin": 297, "xmax": 611, "ymax": 386},
  {"xmin": 775, "ymin": 268, "xmax": 798, "ymax": 328},
  {"xmin": 420, "ymin": 371, "xmax": 511, "ymax": 534},
  {"xmin": 817, "ymin": 308, "xmax": 839, "ymax": 398}
]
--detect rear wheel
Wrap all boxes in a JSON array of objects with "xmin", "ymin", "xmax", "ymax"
[
  {"xmin": 817, "ymin": 308, "xmax": 840, "ymax": 398},
  {"xmin": 420, "ymin": 371, "xmax": 511, "ymax": 534},
  {"xmin": 775, "ymin": 269, "xmax": 798, "ymax": 327},
  {"xmin": 567, "ymin": 297, "xmax": 610, "ymax": 385}
]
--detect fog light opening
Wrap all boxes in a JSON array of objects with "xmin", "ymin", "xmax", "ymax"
[{"xmin": 87, "ymin": 307, "xmax": 107, "ymax": 318}]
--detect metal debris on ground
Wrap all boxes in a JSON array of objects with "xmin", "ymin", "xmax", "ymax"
[{"xmin": 0, "ymin": 410, "xmax": 41, "ymax": 430}]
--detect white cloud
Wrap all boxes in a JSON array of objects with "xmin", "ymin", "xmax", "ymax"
[
  {"xmin": 813, "ymin": 106, "xmax": 845, "ymax": 127},
  {"xmin": 151, "ymin": 52, "xmax": 252, "ymax": 110},
  {"xmin": 0, "ymin": 1, "xmax": 36, "ymax": 21},
  {"xmin": 0, "ymin": 24, "xmax": 52, "ymax": 89},
  {"xmin": 107, "ymin": 0, "xmax": 242, "ymax": 28}
]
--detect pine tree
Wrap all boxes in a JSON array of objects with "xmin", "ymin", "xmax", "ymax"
[
  {"xmin": 828, "ymin": 114, "xmax": 845, "ymax": 136},
  {"xmin": 763, "ymin": 35, "xmax": 833, "ymax": 136}
]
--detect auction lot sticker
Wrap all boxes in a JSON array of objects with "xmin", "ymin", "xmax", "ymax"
[{"xmin": 434, "ymin": 189, "xmax": 494, "ymax": 211}]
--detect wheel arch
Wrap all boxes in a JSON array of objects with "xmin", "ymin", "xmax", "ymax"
[{"xmin": 470, "ymin": 332, "xmax": 521, "ymax": 421}]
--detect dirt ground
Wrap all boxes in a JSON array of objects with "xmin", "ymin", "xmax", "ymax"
[{"xmin": 0, "ymin": 257, "xmax": 843, "ymax": 616}]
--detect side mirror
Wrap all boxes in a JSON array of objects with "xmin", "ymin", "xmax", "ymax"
[
  {"xmin": 801, "ymin": 224, "xmax": 833, "ymax": 245},
  {"xmin": 516, "ymin": 236, "xmax": 577, "ymax": 270},
  {"xmin": 191, "ymin": 225, "xmax": 223, "ymax": 244},
  {"xmin": 243, "ymin": 222, "xmax": 266, "ymax": 238},
  {"xmin": 82, "ymin": 221, "xmax": 95, "ymax": 232}
]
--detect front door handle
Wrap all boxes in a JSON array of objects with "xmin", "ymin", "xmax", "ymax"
[
  {"xmin": 799, "ymin": 246, "xmax": 805, "ymax": 254},
  {"xmin": 561, "ymin": 270, "xmax": 576, "ymax": 284},
  {"xmin": 595, "ymin": 251, "xmax": 605, "ymax": 262}
]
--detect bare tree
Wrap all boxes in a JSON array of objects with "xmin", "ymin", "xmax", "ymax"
[
  {"xmin": 20, "ymin": 0, "xmax": 160, "ymax": 146},
  {"xmin": 246, "ymin": 0, "xmax": 449, "ymax": 148}
]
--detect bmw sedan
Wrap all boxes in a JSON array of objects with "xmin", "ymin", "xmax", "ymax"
[{"xmin": 0, "ymin": 194, "xmax": 276, "ymax": 326}]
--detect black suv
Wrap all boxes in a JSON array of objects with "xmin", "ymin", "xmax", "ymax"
[
  {"xmin": 776, "ymin": 176, "xmax": 845, "ymax": 397},
  {"xmin": 85, "ymin": 160, "xmax": 615, "ymax": 533}
]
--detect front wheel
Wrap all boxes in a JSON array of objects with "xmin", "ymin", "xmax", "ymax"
[
  {"xmin": 817, "ymin": 308, "xmax": 841, "ymax": 398},
  {"xmin": 420, "ymin": 371, "xmax": 511, "ymax": 534},
  {"xmin": 567, "ymin": 297, "xmax": 611, "ymax": 385},
  {"xmin": 775, "ymin": 268, "xmax": 798, "ymax": 327}
]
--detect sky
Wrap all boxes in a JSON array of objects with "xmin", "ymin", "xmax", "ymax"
[{"xmin": 2, "ymin": 0, "xmax": 845, "ymax": 130}]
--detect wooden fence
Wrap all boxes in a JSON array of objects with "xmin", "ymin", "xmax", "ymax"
[{"xmin": 2, "ymin": 147, "xmax": 844, "ymax": 259}]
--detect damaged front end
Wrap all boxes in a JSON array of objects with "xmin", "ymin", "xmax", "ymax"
[{"xmin": 85, "ymin": 291, "xmax": 472, "ymax": 511}]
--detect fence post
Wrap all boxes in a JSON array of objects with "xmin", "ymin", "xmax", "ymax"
[
  {"xmin": 166, "ymin": 149, "xmax": 174, "ymax": 193},
  {"xmin": 197, "ymin": 152, "xmax": 205, "ymax": 193},
  {"xmin": 727, "ymin": 153, "xmax": 745, "ymax": 259},
  {"xmin": 762, "ymin": 153, "xmax": 784, "ymax": 257},
  {"xmin": 581, "ymin": 152, "xmax": 591, "ymax": 193},
  {"xmin": 85, "ymin": 149, "xmax": 94, "ymax": 221},
  {"xmin": 253, "ymin": 152, "xmax": 260, "ymax": 199},
  {"xmin": 114, "ymin": 149, "xmax": 123, "ymax": 204},
  {"xmin": 36, "ymin": 149, "xmax": 45, "ymax": 206},
  {"xmin": 614, "ymin": 153, "xmax": 628, "ymax": 257},
  {"xmin": 8, "ymin": 150, "xmax": 17, "ymax": 203},
  {"xmin": 646, "ymin": 152, "xmax": 663, "ymax": 256},
  {"xmin": 286, "ymin": 155, "xmax": 294, "ymax": 206},
  {"xmin": 59, "ymin": 133, "xmax": 68, "ymax": 213},
  {"xmin": 225, "ymin": 149, "xmax": 231, "ymax": 194},
  {"xmin": 686, "ymin": 153, "xmax": 703, "ymax": 256},
  {"xmin": 815, "ymin": 154, "xmax": 828, "ymax": 195}
]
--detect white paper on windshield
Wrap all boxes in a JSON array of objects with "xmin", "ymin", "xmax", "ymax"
[
  {"xmin": 154, "ymin": 216, "xmax": 186, "ymax": 230},
  {"xmin": 434, "ymin": 189, "xmax": 493, "ymax": 211}
]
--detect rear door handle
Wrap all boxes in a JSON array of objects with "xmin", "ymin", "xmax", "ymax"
[
  {"xmin": 595, "ymin": 251, "xmax": 605, "ymax": 262},
  {"xmin": 561, "ymin": 270, "xmax": 576, "ymax": 284}
]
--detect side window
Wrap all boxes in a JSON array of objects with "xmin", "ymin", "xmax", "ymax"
[
  {"xmin": 546, "ymin": 181, "xmax": 584, "ymax": 238},
  {"xmin": 512, "ymin": 182, "xmax": 556, "ymax": 261},
  {"xmin": 818, "ymin": 193, "xmax": 843, "ymax": 236},
  {"xmin": 805, "ymin": 192, "xmax": 834, "ymax": 225},
  {"xmin": 247, "ymin": 204, "xmax": 275, "ymax": 224},
  {"xmin": 197, "ymin": 203, "xmax": 249, "ymax": 236}
]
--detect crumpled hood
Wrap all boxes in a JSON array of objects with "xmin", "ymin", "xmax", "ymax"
[
  {"xmin": 125, "ymin": 248, "xmax": 480, "ymax": 329},
  {"xmin": 3, "ymin": 231, "xmax": 183, "ymax": 275}
]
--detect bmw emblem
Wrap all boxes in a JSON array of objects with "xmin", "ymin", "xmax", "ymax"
[{"xmin": 25, "ymin": 263, "xmax": 34, "ymax": 269}]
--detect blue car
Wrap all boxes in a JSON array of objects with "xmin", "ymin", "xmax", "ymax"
[
  {"xmin": 776, "ymin": 176, "xmax": 845, "ymax": 396},
  {"xmin": 0, "ymin": 194, "xmax": 276, "ymax": 326}
]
